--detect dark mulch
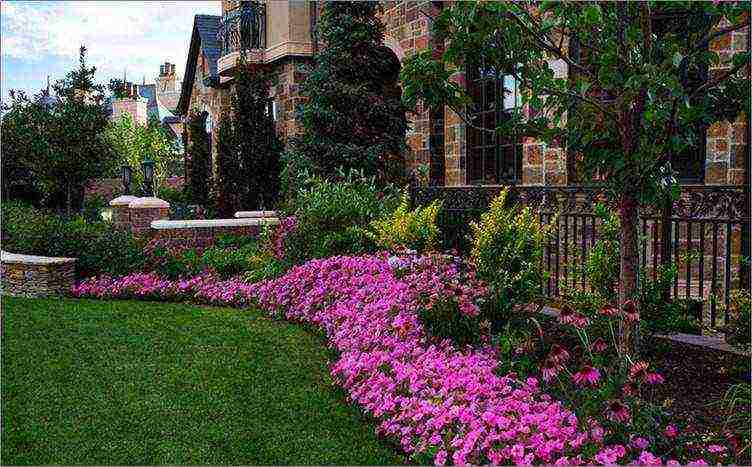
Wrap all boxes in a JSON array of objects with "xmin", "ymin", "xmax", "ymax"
[
  {"xmin": 537, "ymin": 314, "xmax": 749, "ymax": 434},
  {"xmin": 643, "ymin": 337, "xmax": 749, "ymax": 432}
]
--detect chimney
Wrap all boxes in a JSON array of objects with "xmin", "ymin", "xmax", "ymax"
[{"xmin": 156, "ymin": 61, "xmax": 177, "ymax": 92}]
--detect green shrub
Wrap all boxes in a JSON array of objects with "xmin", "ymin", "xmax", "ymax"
[
  {"xmin": 582, "ymin": 203, "xmax": 620, "ymax": 303},
  {"xmin": 418, "ymin": 297, "xmax": 481, "ymax": 347},
  {"xmin": 724, "ymin": 290, "xmax": 751, "ymax": 352},
  {"xmin": 639, "ymin": 264, "xmax": 701, "ymax": 335},
  {"xmin": 202, "ymin": 242, "xmax": 258, "ymax": 278},
  {"xmin": 369, "ymin": 194, "xmax": 442, "ymax": 253},
  {"xmin": 469, "ymin": 188, "xmax": 551, "ymax": 329},
  {"xmin": 1, "ymin": 201, "xmax": 144, "ymax": 278},
  {"xmin": 283, "ymin": 171, "xmax": 400, "ymax": 264}
]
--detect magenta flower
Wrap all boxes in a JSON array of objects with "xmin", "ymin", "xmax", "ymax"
[
  {"xmin": 645, "ymin": 372, "xmax": 664, "ymax": 385},
  {"xmin": 629, "ymin": 360, "xmax": 649, "ymax": 382},
  {"xmin": 591, "ymin": 337, "xmax": 608, "ymax": 353},
  {"xmin": 630, "ymin": 436, "xmax": 649, "ymax": 450},
  {"xmin": 623, "ymin": 300, "xmax": 640, "ymax": 322},
  {"xmin": 706, "ymin": 444, "xmax": 726, "ymax": 454},
  {"xmin": 664, "ymin": 424, "xmax": 678, "ymax": 439},
  {"xmin": 599, "ymin": 304, "xmax": 618, "ymax": 317},
  {"xmin": 541, "ymin": 357, "xmax": 562, "ymax": 382},
  {"xmin": 605, "ymin": 400, "xmax": 631, "ymax": 423},
  {"xmin": 637, "ymin": 451, "xmax": 662, "ymax": 465},
  {"xmin": 572, "ymin": 365, "xmax": 601, "ymax": 387},
  {"xmin": 548, "ymin": 344, "xmax": 571, "ymax": 365}
]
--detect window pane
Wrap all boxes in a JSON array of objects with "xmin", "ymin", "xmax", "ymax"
[{"xmin": 503, "ymin": 75, "xmax": 520, "ymax": 111}]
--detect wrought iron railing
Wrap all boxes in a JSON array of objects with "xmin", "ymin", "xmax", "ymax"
[
  {"xmin": 411, "ymin": 184, "xmax": 750, "ymax": 329},
  {"xmin": 218, "ymin": 0, "xmax": 266, "ymax": 56}
]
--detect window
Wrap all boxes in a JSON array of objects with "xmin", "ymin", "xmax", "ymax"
[
  {"xmin": 429, "ymin": 106, "xmax": 445, "ymax": 186},
  {"xmin": 652, "ymin": 8, "xmax": 710, "ymax": 183},
  {"xmin": 467, "ymin": 60, "xmax": 523, "ymax": 185}
]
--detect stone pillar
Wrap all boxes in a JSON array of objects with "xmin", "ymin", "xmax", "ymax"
[
  {"xmin": 109, "ymin": 195, "xmax": 138, "ymax": 231},
  {"xmin": 128, "ymin": 197, "xmax": 170, "ymax": 237}
]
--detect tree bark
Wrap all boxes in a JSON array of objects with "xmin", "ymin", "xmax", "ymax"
[{"xmin": 618, "ymin": 190, "xmax": 640, "ymax": 358}]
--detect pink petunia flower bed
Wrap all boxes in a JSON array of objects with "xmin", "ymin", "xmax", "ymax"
[{"xmin": 71, "ymin": 254, "xmax": 719, "ymax": 465}]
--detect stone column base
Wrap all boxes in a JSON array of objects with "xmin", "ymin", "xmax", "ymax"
[
  {"xmin": 128, "ymin": 197, "xmax": 171, "ymax": 237},
  {"xmin": 109, "ymin": 195, "xmax": 138, "ymax": 231}
]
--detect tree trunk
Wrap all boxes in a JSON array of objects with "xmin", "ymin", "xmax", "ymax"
[{"xmin": 618, "ymin": 190, "xmax": 640, "ymax": 358}]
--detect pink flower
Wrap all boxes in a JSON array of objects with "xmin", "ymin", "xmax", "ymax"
[
  {"xmin": 706, "ymin": 444, "xmax": 726, "ymax": 454},
  {"xmin": 599, "ymin": 304, "xmax": 618, "ymax": 317},
  {"xmin": 645, "ymin": 372, "xmax": 664, "ymax": 385},
  {"xmin": 558, "ymin": 304, "xmax": 589, "ymax": 328},
  {"xmin": 591, "ymin": 337, "xmax": 608, "ymax": 353},
  {"xmin": 630, "ymin": 436, "xmax": 649, "ymax": 450},
  {"xmin": 629, "ymin": 361, "xmax": 649, "ymax": 382},
  {"xmin": 623, "ymin": 300, "xmax": 640, "ymax": 322},
  {"xmin": 637, "ymin": 451, "xmax": 662, "ymax": 465},
  {"xmin": 541, "ymin": 357, "xmax": 561, "ymax": 382},
  {"xmin": 664, "ymin": 424, "xmax": 678, "ymax": 439},
  {"xmin": 548, "ymin": 344, "xmax": 571, "ymax": 364},
  {"xmin": 687, "ymin": 460, "xmax": 709, "ymax": 466},
  {"xmin": 594, "ymin": 445, "xmax": 626, "ymax": 464},
  {"xmin": 435, "ymin": 449, "xmax": 447, "ymax": 465},
  {"xmin": 605, "ymin": 400, "xmax": 631, "ymax": 423},
  {"xmin": 572, "ymin": 365, "xmax": 601, "ymax": 387}
]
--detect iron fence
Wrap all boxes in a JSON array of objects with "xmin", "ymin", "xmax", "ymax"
[{"xmin": 411, "ymin": 184, "xmax": 750, "ymax": 329}]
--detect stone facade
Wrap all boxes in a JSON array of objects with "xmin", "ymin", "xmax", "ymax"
[
  {"xmin": 149, "ymin": 223, "xmax": 263, "ymax": 248},
  {"xmin": 128, "ymin": 198, "xmax": 171, "ymax": 236},
  {"xmin": 1, "ymin": 252, "xmax": 76, "ymax": 297},
  {"xmin": 378, "ymin": 2, "xmax": 749, "ymax": 188},
  {"xmin": 111, "ymin": 98, "xmax": 148, "ymax": 126},
  {"xmin": 271, "ymin": 57, "xmax": 311, "ymax": 141},
  {"xmin": 182, "ymin": 1, "xmax": 749, "ymax": 190}
]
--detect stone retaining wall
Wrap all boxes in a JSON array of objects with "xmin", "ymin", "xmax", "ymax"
[
  {"xmin": 1, "ymin": 251, "xmax": 76, "ymax": 297},
  {"xmin": 149, "ymin": 218, "xmax": 279, "ymax": 248}
]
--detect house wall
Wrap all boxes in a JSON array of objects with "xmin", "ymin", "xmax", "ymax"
[
  {"xmin": 270, "ymin": 57, "xmax": 311, "ymax": 141},
  {"xmin": 380, "ymin": 1, "xmax": 440, "ymax": 178},
  {"xmin": 186, "ymin": 51, "xmax": 231, "ymax": 177},
  {"xmin": 380, "ymin": 3, "xmax": 749, "ymax": 188},
  {"xmin": 111, "ymin": 98, "xmax": 148, "ymax": 126}
]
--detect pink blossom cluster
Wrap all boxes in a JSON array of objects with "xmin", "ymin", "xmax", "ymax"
[
  {"xmin": 71, "ymin": 272, "xmax": 255, "ymax": 307},
  {"xmin": 269, "ymin": 216, "xmax": 298, "ymax": 260},
  {"xmin": 71, "ymin": 254, "xmax": 720, "ymax": 465}
]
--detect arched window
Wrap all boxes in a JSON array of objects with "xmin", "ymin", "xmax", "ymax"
[{"xmin": 467, "ymin": 60, "xmax": 523, "ymax": 185}]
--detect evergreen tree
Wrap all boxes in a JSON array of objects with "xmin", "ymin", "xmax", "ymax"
[
  {"xmin": 186, "ymin": 111, "xmax": 212, "ymax": 206},
  {"xmin": 298, "ymin": 1, "xmax": 408, "ymax": 184},
  {"xmin": 218, "ymin": 55, "xmax": 281, "ymax": 211},
  {"xmin": 214, "ymin": 113, "xmax": 240, "ymax": 217},
  {"xmin": 1, "ymin": 46, "xmax": 113, "ymax": 214}
]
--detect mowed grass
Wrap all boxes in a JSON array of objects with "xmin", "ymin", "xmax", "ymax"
[{"xmin": 2, "ymin": 297, "xmax": 403, "ymax": 465}]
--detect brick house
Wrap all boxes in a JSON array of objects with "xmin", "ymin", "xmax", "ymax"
[
  {"xmin": 109, "ymin": 62, "xmax": 184, "ymax": 138},
  {"xmin": 176, "ymin": 0, "xmax": 749, "ymax": 190}
]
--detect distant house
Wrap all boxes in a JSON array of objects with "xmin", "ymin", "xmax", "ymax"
[{"xmin": 108, "ymin": 62, "xmax": 183, "ymax": 139}]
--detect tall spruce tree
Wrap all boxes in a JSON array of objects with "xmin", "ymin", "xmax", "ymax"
[
  {"xmin": 298, "ymin": 1, "xmax": 408, "ymax": 184},
  {"xmin": 233, "ymin": 59, "xmax": 281, "ymax": 210},
  {"xmin": 186, "ymin": 111, "xmax": 212, "ymax": 206},
  {"xmin": 214, "ymin": 113, "xmax": 240, "ymax": 217}
]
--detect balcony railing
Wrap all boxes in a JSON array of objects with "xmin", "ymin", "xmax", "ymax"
[{"xmin": 218, "ymin": 1, "xmax": 266, "ymax": 56}]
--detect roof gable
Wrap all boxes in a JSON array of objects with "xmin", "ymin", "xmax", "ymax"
[{"xmin": 177, "ymin": 14, "xmax": 221, "ymax": 115}]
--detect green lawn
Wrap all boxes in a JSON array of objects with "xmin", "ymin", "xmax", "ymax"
[{"xmin": 1, "ymin": 297, "xmax": 403, "ymax": 465}]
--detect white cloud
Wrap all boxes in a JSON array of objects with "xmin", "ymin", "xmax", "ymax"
[{"xmin": 1, "ymin": 1, "xmax": 220, "ymax": 85}]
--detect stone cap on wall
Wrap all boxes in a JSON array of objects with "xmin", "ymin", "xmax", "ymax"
[
  {"xmin": 234, "ymin": 210, "xmax": 278, "ymax": 218},
  {"xmin": 128, "ymin": 197, "xmax": 171, "ymax": 209},
  {"xmin": 1, "ymin": 251, "xmax": 77, "ymax": 265},
  {"xmin": 109, "ymin": 195, "xmax": 139, "ymax": 207},
  {"xmin": 151, "ymin": 218, "xmax": 280, "ymax": 230}
]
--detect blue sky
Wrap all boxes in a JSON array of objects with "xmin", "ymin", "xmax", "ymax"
[{"xmin": 1, "ymin": 1, "xmax": 221, "ymax": 101}]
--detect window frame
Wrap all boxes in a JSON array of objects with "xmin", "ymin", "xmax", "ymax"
[{"xmin": 466, "ymin": 58, "xmax": 523, "ymax": 185}]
